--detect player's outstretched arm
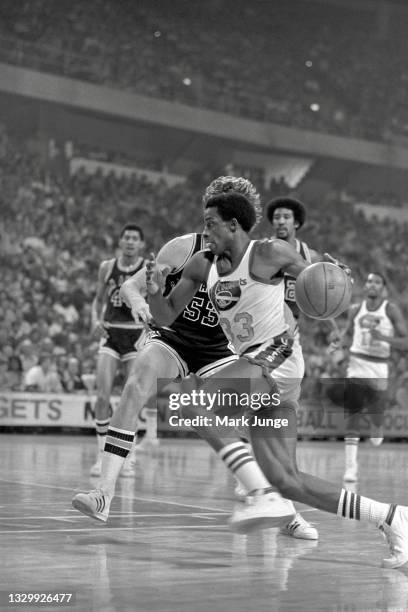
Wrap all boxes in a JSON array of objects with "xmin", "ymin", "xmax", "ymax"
[
  {"xmin": 147, "ymin": 251, "xmax": 208, "ymax": 326},
  {"xmin": 328, "ymin": 303, "xmax": 359, "ymax": 351},
  {"xmin": 120, "ymin": 234, "xmax": 194, "ymax": 323},
  {"xmin": 91, "ymin": 260, "xmax": 111, "ymax": 338}
]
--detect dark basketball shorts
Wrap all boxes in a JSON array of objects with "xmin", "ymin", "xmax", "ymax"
[
  {"xmin": 144, "ymin": 327, "xmax": 238, "ymax": 378},
  {"xmin": 99, "ymin": 326, "xmax": 145, "ymax": 362}
]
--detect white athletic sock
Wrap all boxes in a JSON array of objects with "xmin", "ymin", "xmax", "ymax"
[
  {"xmin": 102, "ymin": 426, "xmax": 135, "ymax": 493},
  {"xmin": 337, "ymin": 488, "xmax": 390, "ymax": 526},
  {"xmin": 95, "ymin": 419, "xmax": 110, "ymax": 453},
  {"xmin": 218, "ymin": 441, "xmax": 270, "ymax": 493},
  {"xmin": 145, "ymin": 408, "xmax": 158, "ymax": 440},
  {"xmin": 345, "ymin": 438, "xmax": 359, "ymax": 467}
]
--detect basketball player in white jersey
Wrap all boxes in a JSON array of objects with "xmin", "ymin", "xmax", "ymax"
[
  {"xmin": 329, "ymin": 272, "xmax": 408, "ymax": 482},
  {"xmin": 144, "ymin": 190, "xmax": 408, "ymax": 569},
  {"xmin": 72, "ymin": 177, "xmax": 316, "ymax": 541},
  {"xmin": 90, "ymin": 223, "xmax": 146, "ymax": 477}
]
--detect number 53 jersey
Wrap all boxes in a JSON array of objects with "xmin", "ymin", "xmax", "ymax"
[{"xmin": 147, "ymin": 233, "xmax": 237, "ymax": 375}]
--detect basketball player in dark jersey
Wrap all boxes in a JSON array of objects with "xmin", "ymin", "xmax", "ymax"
[
  {"xmin": 90, "ymin": 223, "xmax": 146, "ymax": 477},
  {"xmin": 266, "ymin": 197, "xmax": 320, "ymax": 322}
]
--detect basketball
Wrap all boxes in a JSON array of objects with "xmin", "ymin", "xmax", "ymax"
[{"xmin": 295, "ymin": 262, "xmax": 352, "ymax": 319}]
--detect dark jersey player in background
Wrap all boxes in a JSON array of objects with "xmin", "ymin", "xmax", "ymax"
[
  {"xmin": 266, "ymin": 197, "xmax": 320, "ymax": 322},
  {"xmin": 90, "ymin": 223, "xmax": 146, "ymax": 477}
]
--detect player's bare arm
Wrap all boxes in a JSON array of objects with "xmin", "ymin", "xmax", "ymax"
[
  {"xmin": 252, "ymin": 238, "xmax": 309, "ymax": 280},
  {"xmin": 147, "ymin": 251, "xmax": 209, "ymax": 326},
  {"xmin": 371, "ymin": 302, "xmax": 408, "ymax": 349},
  {"xmin": 328, "ymin": 303, "xmax": 360, "ymax": 349},
  {"xmin": 120, "ymin": 234, "xmax": 198, "ymax": 323},
  {"xmin": 91, "ymin": 259, "xmax": 112, "ymax": 338}
]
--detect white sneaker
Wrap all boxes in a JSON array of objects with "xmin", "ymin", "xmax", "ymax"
[
  {"xmin": 229, "ymin": 492, "xmax": 296, "ymax": 534},
  {"xmin": 90, "ymin": 453, "xmax": 103, "ymax": 477},
  {"xmin": 280, "ymin": 513, "xmax": 319, "ymax": 540},
  {"xmin": 72, "ymin": 488, "xmax": 112, "ymax": 523},
  {"xmin": 380, "ymin": 505, "xmax": 408, "ymax": 569},
  {"xmin": 343, "ymin": 464, "xmax": 358, "ymax": 482},
  {"xmin": 370, "ymin": 437, "xmax": 384, "ymax": 447},
  {"xmin": 234, "ymin": 482, "xmax": 247, "ymax": 501}
]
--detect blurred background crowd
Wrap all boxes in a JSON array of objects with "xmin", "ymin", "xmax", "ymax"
[
  {"xmin": 1, "ymin": 124, "xmax": 408, "ymax": 407},
  {"xmin": 0, "ymin": 0, "xmax": 408, "ymax": 412},
  {"xmin": 0, "ymin": 0, "xmax": 407, "ymax": 143}
]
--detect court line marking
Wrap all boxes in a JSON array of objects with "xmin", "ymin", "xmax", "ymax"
[
  {"xmin": 0, "ymin": 512, "xmax": 228, "ymax": 520},
  {"xmin": 0, "ymin": 525, "xmax": 228, "ymax": 534},
  {"xmin": 0, "ymin": 478, "xmax": 230, "ymax": 513}
]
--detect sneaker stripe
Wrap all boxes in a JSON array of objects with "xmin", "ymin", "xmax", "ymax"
[
  {"xmin": 349, "ymin": 492, "xmax": 355, "ymax": 519},
  {"xmin": 356, "ymin": 494, "xmax": 361, "ymax": 521},
  {"xmin": 341, "ymin": 490, "xmax": 348, "ymax": 518},
  {"xmin": 385, "ymin": 504, "xmax": 397, "ymax": 526}
]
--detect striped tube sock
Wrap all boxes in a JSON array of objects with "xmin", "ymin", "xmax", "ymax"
[
  {"xmin": 105, "ymin": 426, "xmax": 135, "ymax": 458},
  {"xmin": 218, "ymin": 441, "xmax": 270, "ymax": 494},
  {"xmin": 102, "ymin": 427, "xmax": 136, "ymax": 492},
  {"xmin": 337, "ymin": 488, "xmax": 390, "ymax": 526},
  {"xmin": 95, "ymin": 419, "xmax": 110, "ymax": 453}
]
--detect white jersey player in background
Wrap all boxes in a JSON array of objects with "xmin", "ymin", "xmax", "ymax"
[{"xmin": 329, "ymin": 272, "xmax": 408, "ymax": 482}]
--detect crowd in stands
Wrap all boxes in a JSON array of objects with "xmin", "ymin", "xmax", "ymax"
[
  {"xmin": 1, "ymin": 129, "xmax": 408, "ymax": 416},
  {"xmin": 0, "ymin": 0, "xmax": 407, "ymax": 143}
]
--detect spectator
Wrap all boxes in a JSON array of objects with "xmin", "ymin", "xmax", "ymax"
[
  {"xmin": 53, "ymin": 293, "xmax": 79, "ymax": 324},
  {"xmin": 5, "ymin": 355, "xmax": 23, "ymax": 391},
  {"xmin": 24, "ymin": 353, "xmax": 63, "ymax": 393},
  {"xmin": 17, "ymin": 339, "xmax": 38, "ymax": 373},
  {"xmin": 61, "ymin": 357, "xmax": 85, "ymax": 392}
]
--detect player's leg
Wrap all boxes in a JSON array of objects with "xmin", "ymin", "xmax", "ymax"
[
  {"xmin": 343, "ymin": 378, "xmax": 368, "ymax": 482},
  {"xmin": 91, "ymin": 350, "xmax": 119, "ymax": 476},
  {"xmin": 194, "ymin": 355, "xmax": 317, "ymax": 539},
  {"xmin": 237, "ymin": 369, "xmax": 408, "ymax": 567},
  {"xmin": 368, "ymin": 387, "xmax": 386, "ymax": 447},
  {"xmin": 72, "ymin": 341, "xmax": 183, "ymax": 521},
  {"xmin": 180, "ymin": 351, "xmax": 408, "ymax": 567},
  {"xmin": 125, "ymin": 332, "xmax": 160, "ymax": 450},
  {"xmin": 119, "ymin": 356, "xmax": 142, "ymax": 477}
]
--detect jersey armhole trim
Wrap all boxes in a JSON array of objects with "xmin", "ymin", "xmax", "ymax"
[
  {"xmin": 103, "ymin": 259, "xmax": 116, "ymax": 284},
  {"xmin": 170, "ymin": 235, "xmax": 198, "ymax": 275}
]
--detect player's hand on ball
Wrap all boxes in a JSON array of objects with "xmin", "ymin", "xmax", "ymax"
[
  {"xmin": 146, "ymin": 253, "xmax": 164, "ymax": 295},
  {"xmin": 323, "ymin": 253, "xmax": 352, "ymax": 279}
]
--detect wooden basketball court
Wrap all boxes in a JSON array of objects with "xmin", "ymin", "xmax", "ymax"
[{"xmin": 1, "ymin": 434, "xmax": 408, "ymax": 611}]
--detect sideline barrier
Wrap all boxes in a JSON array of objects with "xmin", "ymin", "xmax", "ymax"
[{"xmin": 1, "ymin": 392, "xmax": 407, "ymax": 438}]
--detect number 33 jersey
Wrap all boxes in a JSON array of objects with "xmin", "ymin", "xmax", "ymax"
[{"xmin": 207, "ymin": 240, "xmax": 288, "ymax": 355}]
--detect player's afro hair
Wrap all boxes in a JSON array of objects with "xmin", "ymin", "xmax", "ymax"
[
  {"xmin": 204, "ymin": 192, "xmax": 257, "ymax": 233},
  {"xmin": 203, "ymin": 176, "xmax": 262, "ymax": 226},
  {"xmin": 266, "ymin": 197, "xmax": 306, "ymax": 229}
]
